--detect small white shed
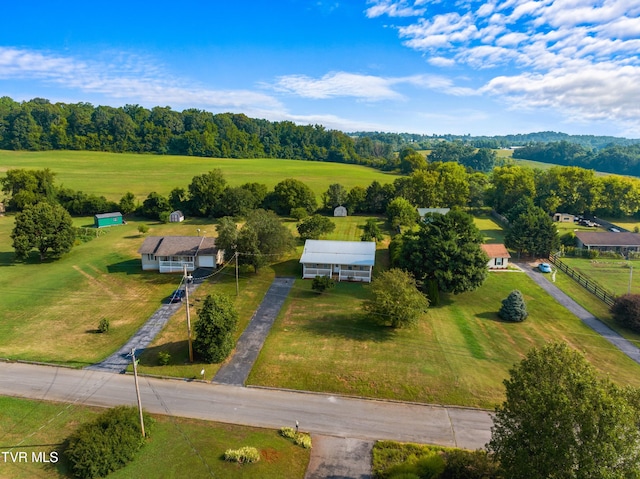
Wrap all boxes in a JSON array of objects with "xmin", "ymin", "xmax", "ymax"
[
  {"xmin": 169, "ymin": 210, "xmax": 185, "ymax": 223},
  {"xmin": 333, "ymin": 206, "xmax": 347, "ymax": 217}
]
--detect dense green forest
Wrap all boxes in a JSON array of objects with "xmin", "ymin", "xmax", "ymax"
[
  {"xmin": 2, "ymin": 96, "xmax": 640, "ymax": 176},
  {"xmin": 513, "ymin": 141, "xmax": 640, "ymax": 177}
]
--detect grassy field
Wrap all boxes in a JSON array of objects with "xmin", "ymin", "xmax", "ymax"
[
  {"xmin": 473, "ymin": 214, "xmax": 505, "ymax": 244},
  {"xmin": 0, "ymin": 214, "xmax": 223, "ymax": 366},
  {"xmin": 0, "ymin": 396, "xmax": 309, "ymax": 479},
  {"xmin": 0, "ymin": 150, "xmax": 397, "ymax": 202},
  {"xmin": 248, "ymin": 270, "xmax": 640, "ymax": 409},
  {"xmin": 558, "ymin": 257, "xmax": 640, "ymax": 296}
]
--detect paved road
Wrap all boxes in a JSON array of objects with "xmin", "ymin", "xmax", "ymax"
[
  {"xmin": 213, "ymin": 277, "xmax": 295, "ymax": 385},
  {"xmin": 0, "ymin": 362, "xmax": 493, "ymax": 450},
  {"xmin": 517, "ymin": 262, "xmax": 640, "ymax": 365},
  {"xmin": 305, "ymin": 435, "xmax": 374, "ymax": 479}
]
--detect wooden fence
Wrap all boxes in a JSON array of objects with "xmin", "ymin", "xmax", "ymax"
[{"xmin": 548, "ymin": 254, "xmax": 616, "ymax": 306}]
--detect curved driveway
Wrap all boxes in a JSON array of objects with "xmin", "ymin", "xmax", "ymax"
[
  {"xmin": 517, "ymin": 262, "xmax": 640, "ymax": 365},
  {"xmin": 0, "ymin": 361, "xmax": 493, "ymax": 450}
]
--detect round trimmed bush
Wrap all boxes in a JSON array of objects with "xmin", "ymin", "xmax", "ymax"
[{"xmin": 498, "ymin": 290, "xmax": 528, "ymax": 322}]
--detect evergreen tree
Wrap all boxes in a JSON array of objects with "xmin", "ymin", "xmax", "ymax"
[
  {"xmin": 193, "ymin": 293, "xmax": 238, "ymax": 363},
  {"xmin": 498, "ymin": 290, "xmax": 528, "ymax": 322}
]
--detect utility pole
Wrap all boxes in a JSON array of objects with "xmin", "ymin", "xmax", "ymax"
[
  {"xmin": 184, "ymin": 264, "xmax": 194, "ymax": 363},
  {"xmin": 235, "ymin": 251, "xmax": 239, "ymax": 296},
  {"xmin": 130, "ymin": 348, "xmax": 145, "ymax": 438}
]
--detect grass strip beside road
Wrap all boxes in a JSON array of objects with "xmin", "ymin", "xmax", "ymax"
[{"xmin": 0, "ymin": 396, "xmax": 309, "ymax": 479}]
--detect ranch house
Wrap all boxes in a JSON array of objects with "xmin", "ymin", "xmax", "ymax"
[
  {"xmin": 300, "ymin": 239, "xmax": 376, "ymax": 283},
  {"xmin": 138, "ymin": 236, "xmax": 224, "ymax": 273},
  {"xmin": 574, "ymin": 231, "xmax": 640, "ymax": 255}
]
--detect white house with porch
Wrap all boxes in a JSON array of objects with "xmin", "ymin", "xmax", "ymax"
[
  {"xmin": 300, "ymin": 240, "xmax": 376, "ymax": 283},
  {"xmin": 138, "ymin": 236, "xmax": 224, "ymax": 273}
]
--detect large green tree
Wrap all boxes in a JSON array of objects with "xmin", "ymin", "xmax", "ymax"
[
  {"xmin": 11, "ymin": 202, "xmax": 75, "ymax": 261},
  {"xmin": 297, "ymin": 214, "xmax": 335, "ymax": 240},
  {"xmin": 504, "ymin": 205, "xmax": 560, "ymax": 257},
  {"xmin": 1, "ymin": 168, "xmax": 57, "ymax": 211},
  {"xmin": 487, "ymin": 165, "xmax": 536, "ymax": 214},
  {"xmin": 488, "ymin": 342, "xmax": 640, "ymax": 479},
  {"xmin": 193, "ymin": 293, "xmax": 238, "ymax": 363},
  {"xmin": 322, "ymin": 183, "xmax": 348, "ymax": 209},
  {"xmin": 187, "ymin": 169, "xmax": 228, "ymax": 217},
  {"xmin": 236, "ymin": 209, "xmax": 295, "ymax": 271},
  {"xmin": 386, "ymin": 197, "xmax": 418, "ymax": 229},
  {"xmin": 363, "ymin": 268, "xmax": 429, "ymax": 328},
  {"xmin": 267, "ymin": 178, "xmax": 317, "ymax": 216},
  {"xmin": 394, "ymin": 209, "xmax": 488, "ymax": 294}
]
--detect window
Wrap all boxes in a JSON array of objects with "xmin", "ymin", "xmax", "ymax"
[{"xmin": 495, "ymin": 258, "xmax": 503, "ymax": 266}]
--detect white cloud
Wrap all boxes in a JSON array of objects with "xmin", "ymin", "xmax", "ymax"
[
  {"xmin": 428, "ymin": 56, "xmax": 456, "ymax": 67},
  {"xmin": 0, "ymin": 47, "xmax": 282, "ymax": 111},
  {"xmin": 272, "ymin": 72, "xmax": 404, "ymax": 100},
  {"xmin": 367, "ymin": 0, "xmax": 640, "ymax": 132},
  {"xmin": 365, "ymin": 0, "xmax": 427, "ymax": 18},
  {"xmin": 271, "ymin": 71, "xmax": 477, "ymax": 100}
]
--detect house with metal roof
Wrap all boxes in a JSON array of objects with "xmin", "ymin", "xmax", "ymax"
[
  {"xmin": 481, "ymin": 244, "xmax": 511, "ymax": 269},
  {"xmin": 299, "ymin": 239, "xmax": 376, "ymax": 283},
  {"xmin": 138, "ymin": 236, "xmax": 224, "ymax": 273},
  {"xmin": 574, "ymin": 231, "xmax": 640, "ymax": 255}
]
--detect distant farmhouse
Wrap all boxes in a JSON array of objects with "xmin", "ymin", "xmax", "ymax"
[
  {"xmin": 300, "ymin": 239, "xmax": 376, "ymax": 283},
  {"xmin": 481, "ymin": 244, "xmax": 511, "ymax": 270},
  {"xmin": 138, "ymin": 236, "xmax": 224, "ymax": 273},
  {"xmin": 94, "ymin": 212, "xmax": 123, "ymax": 228},
  {"xmin": 574, "ymin": 231, "xmax": 640, "ymax": 255}
]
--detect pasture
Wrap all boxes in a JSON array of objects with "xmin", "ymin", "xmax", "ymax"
[
  {"xmin": 0, "ymin": 150, "xmax": 397, "ymax": 202},
  {"xmin": 0, "ymin": 396, "xmax": 309, "ymax": 479},
  {"xmin": 559, "ymin": 257, "xmax": 640, "ymax": 296}
]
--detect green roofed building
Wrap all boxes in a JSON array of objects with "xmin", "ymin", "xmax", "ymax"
[{"xmin": 94, "ymin": 212, "xmax": 123, "ymax": 228}]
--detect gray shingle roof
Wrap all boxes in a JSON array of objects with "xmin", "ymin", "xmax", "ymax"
[
  {"xmin": 575, "ymin": 231, "xmax": 640, "ymax": 247},
  {"xmin": 138, "ymin": 236, "xmax": 219, "ymax": 256}
]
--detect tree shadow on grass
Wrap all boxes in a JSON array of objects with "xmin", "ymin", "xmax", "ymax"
[
  {"xmin": 300, "ymin": 312, "xmax": 396, "ymax": 342},
  {"xmin": 477, "ymin": 311, "xmax": 507, "ymax": 322},
  {"xmin": 107, "ymin": 259, "xmax": 143, "ymax": 275},
  {"xmin": 0, "ymin": 251, "xmax": 16, "ymax": 266},
  {"xmin": 137, "ymin": 341, "xmax": 191, "ymax": 367}
]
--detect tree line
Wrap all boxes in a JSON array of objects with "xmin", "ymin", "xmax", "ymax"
[
  {"xmin": 513, "ymin": 141, "xmax": 640, "ymax": 176},
  {"xmin": 0, "ymin": 97, "xmax": 393, "ymax": 168}
]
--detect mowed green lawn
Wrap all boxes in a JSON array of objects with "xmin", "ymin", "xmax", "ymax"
[
  {"xmin": 0, "ymin": 396, "xmax": 309, "ymax": 479},
  {"xmin": 248, "ymin": 271, "xmax": 640, "ymax": 408},
  {"xmin": 0, "ymin": 214, "xmax": 223, "ymax": 366},
  {"xmin": 0, "ymin": 150, "xmax": 397, "ymax": 202},
  {"xmin": 559, "ymin": 257, "xmax": 640, "ymax": 296}
]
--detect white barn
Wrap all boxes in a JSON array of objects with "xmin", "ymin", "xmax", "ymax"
[
  {"xmin": 333, "ymin": 205, "xmax": 347, "ymax": 217},
  {"xmin": 138, "ymin": 236, "xmax": 224, "ymax": 273},
  {"xmin": 300, "ymin": 240, "xmax": 376, "ymax": 283}
]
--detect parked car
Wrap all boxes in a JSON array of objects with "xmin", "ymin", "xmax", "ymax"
[
  {"xmin": 538, "ymin": 263, "xmax": 552, "ymax": 273},
  {"xmin": 169, "ymin": 289, "xmax": 185, "ymax": 303}
]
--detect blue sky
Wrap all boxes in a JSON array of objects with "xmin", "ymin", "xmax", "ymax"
[{"xmin": 1, "ymin": 0, "xmax": 638, "ymax": 137}]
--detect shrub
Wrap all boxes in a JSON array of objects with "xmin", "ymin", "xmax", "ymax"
[
  {"xmin": 65, "ymin": 406, "xmax": 151, "ymax": 479},
  {"xmin": 611, "ymin": 294, "xmax": 640, "ymax": 333},
  {"xmin": 157, "ymin": 351, "xmax": 171, "ymax": 366},
  {"xmin": 279, "ymin": 427, "xmax": 312, "ymax": 449},
  {"xmin": 290, "ymin": 207, "xmax": 309, "ymax": 221},
  {"xmin": 224, "ymin": 446, "xmax": 260, "ymax": 464},
  {"xmin": 312, "ymin": 275, "xmax": 335, "ymax": 293},
  {"xmin": 294, "ymin": 433, "xmax": 312, "ymax": 449},
  {"xmin": 137, "ymin": 224, "xmax": 149, "ymax": 235},
  {"xmin": 98, "ymin": 318, "xmax": 110, "ymax": 333},
  {"xmin": 440, "ymin": 449, "xmax": 501, "ymax": 479},
  {"xmin": 498, "ymin": 290, "xmax": 528, "ymax": 322},
  {"xmin": 279, "ymin": 426, "xmax": 296, "ymax": 439}
]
